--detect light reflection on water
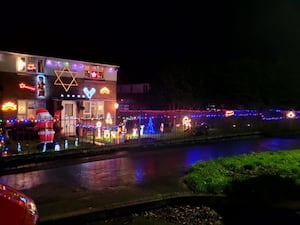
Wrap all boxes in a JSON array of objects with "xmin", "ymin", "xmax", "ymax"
[
  {"xmin": 1, "ymin": 136, "xmax": 300, "ymax": 191},
  {"xmin": 184, "ymin": 137, "xmax": 300, "ymax": 168}
]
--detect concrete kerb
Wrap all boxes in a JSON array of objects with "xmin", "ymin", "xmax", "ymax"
[{"xmin": 39, "ymin": 193, "xmax": 228, "ymax": 225}]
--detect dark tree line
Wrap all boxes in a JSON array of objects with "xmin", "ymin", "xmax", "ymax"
[{"xmin": 148, "ymin": 58, "xmax": 300, "ymax": 110}]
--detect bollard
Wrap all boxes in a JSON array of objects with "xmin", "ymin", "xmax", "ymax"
[
  {"xmin": 64, "ymin": 139, "xmax": 68, "ymax": 149},
  {"xmin": 17, "ymin": 142, "xmax": 22, "ymax": 153},
  {"xmin": 75, "ymin": 137, "xmax": 79, "ymax": 147},
  {"xmin": 54, "ymin": 142, "xmax": 60, "ymax": 151}
]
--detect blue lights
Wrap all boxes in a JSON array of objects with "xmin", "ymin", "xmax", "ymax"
[
  {"xmin": 1, "ymin": 109, "xmax": 300, "ymax": 130},
  {"xmin": 120, "ymin": 109, "xmax": 279, "ymax": 121}
]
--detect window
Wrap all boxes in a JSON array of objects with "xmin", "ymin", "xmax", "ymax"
[
  {"xmin": 36, "ymin": 75, "xmax": 46, "ymax": 98},
  {"xmin": 26, "ymin": 57, "xmax": 36, "ymax": 73},
  {"xmin": 18, "ymin": 100, "xmax": 26, "ymax": 114},
  {"xmin": 17, "ymin": 57, "xmax": 26, "ymax": 72},
  {"xmin": 99, "ymin": 67, "xmax": 104, "ymax": 79},
  {"xmin": 84, "ymin": 65, "xmax": 105, "ymax": 80},
  {"xmin": 17, "ymin": 100, "xmax": 38, "ymax": 120},
  {"xmin": 83, "ymin": 101, "xmax": 91, "ymax": 118},
  {"xmin": 38, "ymin": 60, "xmax": 44, "ymax": 73},
  {"xmin": 65, "ymin": 104, "xmax": 73, "ymax": 116},
  {"xmin": 83, "ymin": 101, "xmax": 90, "ymax": 113},
  {"xmin": 82, "ymin": 101, "xmax": 104, "ymax": 119}
]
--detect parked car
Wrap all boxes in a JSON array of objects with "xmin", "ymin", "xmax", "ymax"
[{"xmin": 0, "ymin": 183, "xmax": 39, "ymax": 225}]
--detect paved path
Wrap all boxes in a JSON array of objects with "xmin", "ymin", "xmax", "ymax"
[{"xmin": 24, "ymin": 177, "xmax": 193, "ymax": 224}]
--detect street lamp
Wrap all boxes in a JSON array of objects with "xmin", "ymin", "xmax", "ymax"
[
  {"xmin": 114, "ymin": 102, "xmax": 119, "ymax": 125},
  {"xmin": 114, "ymin": 102, "xmax": 119, "ymax": 109}
]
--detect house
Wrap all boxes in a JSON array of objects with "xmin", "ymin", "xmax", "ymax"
[
  {"xmin": 0, "ymin": 50, "xmax": 119, "ymax": 137},
  {"xmin": 117, "ymin": 83, "xmax": 150, "ymax": 110}
]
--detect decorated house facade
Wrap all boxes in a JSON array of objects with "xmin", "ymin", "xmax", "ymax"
[{"xmin": 0, "ymin": 50, "xmax": 119, "ymax": 137}]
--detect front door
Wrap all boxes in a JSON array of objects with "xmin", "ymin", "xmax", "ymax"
[{"xmin": 61, "ymin": 100, "xmax": 77, "ymax": 136}]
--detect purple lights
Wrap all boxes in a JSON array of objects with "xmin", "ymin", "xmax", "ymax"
[
  {"xmin": 46, "ymin": 59, "xmax": 84, "ymax": 71},
  {"xmin": 46, "ymin": 59, "xmax": 52, "ymax": 66},
  {"xmin": 71, "ymin": 63, "xmax": 84, "ymax": 71},
  {"xmin": 46, "ymin": 60, "xmax": 63, "ymax": 68}
]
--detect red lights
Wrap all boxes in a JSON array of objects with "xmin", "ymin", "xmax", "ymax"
[
  {"xmin": 90, "ymin": 71, "xmax": 98, "ymax": 78},
  {"xmin": 27, "ymin": 63, "xmax": 36, "ymax": 71},
  {"xmin": 19, "ymin": 83, "xmax": 36, "ymax": 92}
]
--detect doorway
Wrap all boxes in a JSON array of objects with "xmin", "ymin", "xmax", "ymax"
[{"xmin": 61, "ymin": 100, "xmax": 77, "ymax": 136}]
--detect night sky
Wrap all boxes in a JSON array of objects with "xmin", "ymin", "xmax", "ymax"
[{"xmin": 1, "ymin": 0, "xmax": 300, "ymax": 85}]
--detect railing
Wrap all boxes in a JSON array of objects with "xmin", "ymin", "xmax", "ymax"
[{"xmin": 2, "ymin": 109, "xmax": 300, "ymax": 156}]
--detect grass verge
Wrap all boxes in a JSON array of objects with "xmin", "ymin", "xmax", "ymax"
[{"xmin": 183, "ymin": 149, "xmax": 300, "ymax": 201}]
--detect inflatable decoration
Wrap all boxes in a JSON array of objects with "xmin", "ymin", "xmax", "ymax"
[{"xmin": 34, "ymin": 108, "xmax": 55, "ymax": 144}]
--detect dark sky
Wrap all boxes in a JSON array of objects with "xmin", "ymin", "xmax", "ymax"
[{"xmin": 1, "ymin": 0, "xmax": 300, "ymax": 83}]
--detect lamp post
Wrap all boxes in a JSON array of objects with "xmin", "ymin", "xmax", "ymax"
[{"xmin": 114, "ymin": 102, "xmax": 119, "ymax": 125}]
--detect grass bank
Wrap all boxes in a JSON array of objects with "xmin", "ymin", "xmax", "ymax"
[{"xmin": 183, "ymin": 149, "xmax": 300, "ymax": 202}]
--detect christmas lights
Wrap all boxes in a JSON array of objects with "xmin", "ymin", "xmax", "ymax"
[
  {"xmin": 19, "ymin": 82, "xmax": 35, "ymax": 91},
  {"xmin": 100, "ymin": 87, "xmax": 110, "ymax": 94},
  {"xmin": 54, "ymin": 66, "xmax": 78, "ymax": 92},
  {"xmin": 83, "ymin": 87, "xmax": 96, "ymax": 99},
  {"xmin": 2, "ymin": 102, "xmax": 17, "ymax": 111}
]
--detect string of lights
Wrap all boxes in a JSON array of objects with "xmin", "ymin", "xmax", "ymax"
[{"xmin": 0, "ymin": 109, "xmax": 299, "ymax": 129}]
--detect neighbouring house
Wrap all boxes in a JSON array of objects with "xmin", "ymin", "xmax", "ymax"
[{"xmin": 117, "ymin": 83, "xmax": 150, "ymax": 110}]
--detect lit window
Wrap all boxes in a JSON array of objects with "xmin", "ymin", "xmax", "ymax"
[
  {"xmin": 17, "ymin": 57, "xmax": 26, "ymax": 72},
  {"xmin": 27, "ymin": 57, "xmax": 36, "ymax": 72},
  {"xmin": 83, "ymin": 101, "xmax": 104, "ymax": 119}
]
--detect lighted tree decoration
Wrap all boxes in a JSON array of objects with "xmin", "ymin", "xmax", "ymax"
[
  {"xmin": 105, "ymin": 113, "xmax": 112, "ymax": 125},
  {"xmin": 145, "ymin": 117, "xmax": 155, "ymax": 134}
]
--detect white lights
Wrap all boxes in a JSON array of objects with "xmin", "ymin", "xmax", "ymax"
[
  {"xmin": 182, "ymin": 116, "xmax": 191, "ymax": 130},
  {"xmin": 225, "ymin": 110, "xmax": 234, "ymax": 117},
  {"xmin": 60, "ymin": 94, "xmax": 87, "ymax": 98},
  {"xmin": 96, "ymin": 121, "xmax": 102, "ymax": 138},
  {"xmin": 105, "ymin": 112, "xmax": 112, "ymax": 124},
  {"xmin": 83, "ymin": 87, "xmax": 96, "ymax": 99},
  {"xmin": 286, "ymin": 111, "xmax": 296, "ymax": 119},
  {"xmin": 17, "ymin": 57, "xmax": 26, "ymax": 72}
]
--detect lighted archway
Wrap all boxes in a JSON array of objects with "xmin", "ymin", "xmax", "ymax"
[
  {"xmin": 100, "ymin": 87, "xmax": 110, "ymax": 94},
  {"xmin": 2, "ymin": 102, "xmax": 17, "ymax": 111}
]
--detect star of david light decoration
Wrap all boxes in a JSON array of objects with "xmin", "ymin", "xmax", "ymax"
[{"xmin": 54, "ymin": 66, "xmax": 78, "ymax": 92}]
